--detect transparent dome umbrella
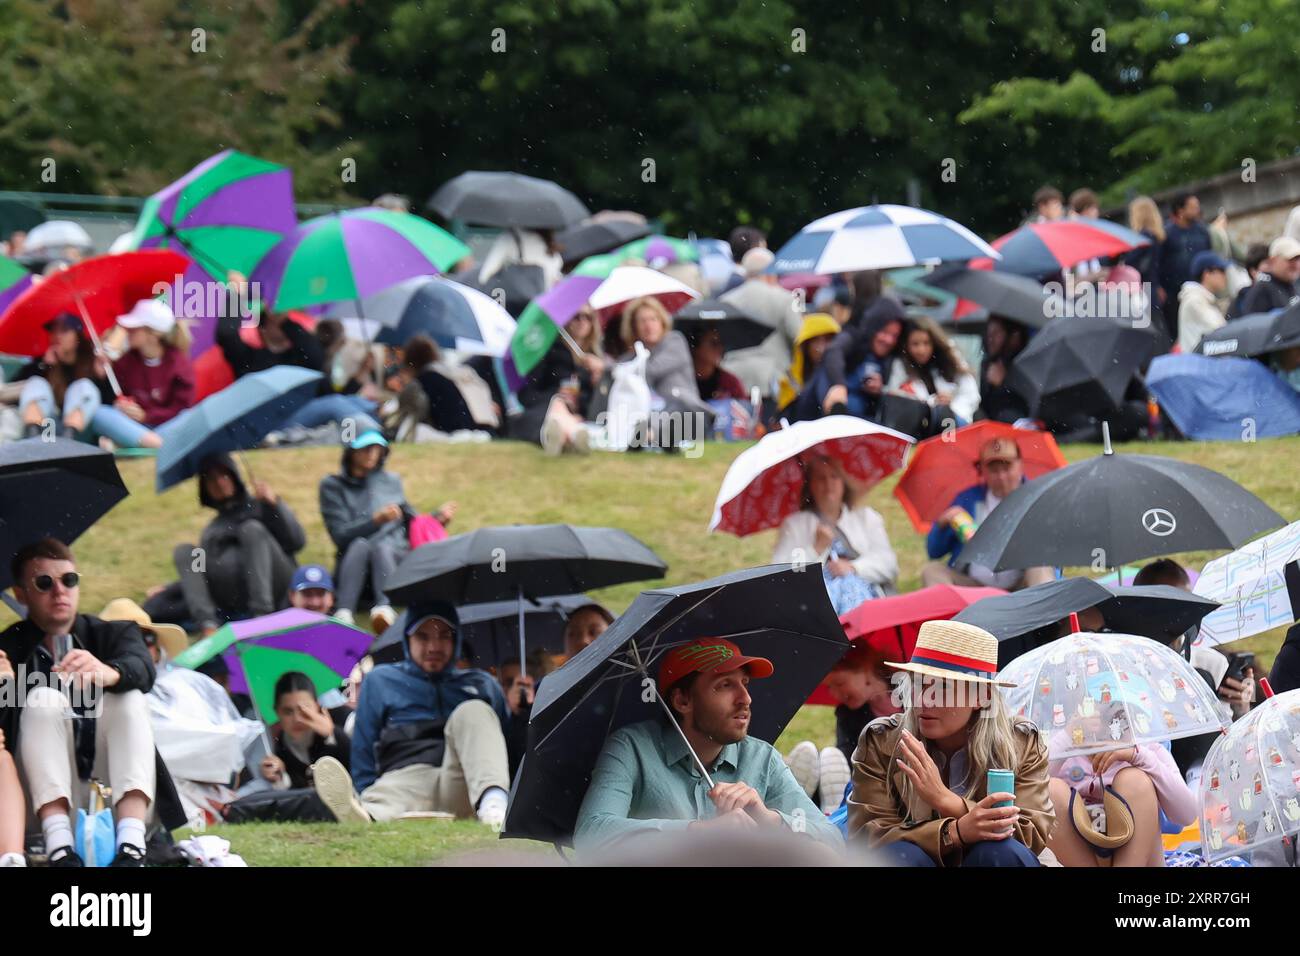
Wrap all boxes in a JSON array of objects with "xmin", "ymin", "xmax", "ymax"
[
  {"xmin": 999, "ymin": 631, "xmax": 1227, "ymax": 761},
  {"xmin": 1199, "ymin": 687, "xmax": 1300, "ymax": 863}
]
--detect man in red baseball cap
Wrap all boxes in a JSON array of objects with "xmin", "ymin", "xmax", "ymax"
[{"xmin": 573, "ymin": 637, "xmax": 842, "ymax": 855}]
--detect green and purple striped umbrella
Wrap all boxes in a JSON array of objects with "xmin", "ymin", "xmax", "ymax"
[
  {"xmin": 0, "ymin": 256, "xmax": 33, "ymax": 316},
  {"xmin": 252, "ymin": 208, "xmax": 470, "ymax": 313},
  {"xmin": 612, "ymin": 234, "xmax": 698, "ymax": 268}
]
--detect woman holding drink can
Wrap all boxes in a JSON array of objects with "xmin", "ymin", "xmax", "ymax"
[{"xmin": 847, "ymin": 620, "xmax": 1055, "ymax": 866}]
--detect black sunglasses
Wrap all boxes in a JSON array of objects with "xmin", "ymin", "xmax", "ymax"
[{"xmin": 32, "ymin": 572, "xmax": 80, "ymax": 592}]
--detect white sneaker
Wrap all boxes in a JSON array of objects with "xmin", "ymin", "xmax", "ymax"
[
  {"xmin": 476, "ymin": 786, "xmax": 509, "ymax": 830},
  {"xmin": 539, "ymin": 411, "xmax": 566, "ymax": 456},
  {"xmin": 312, "ymin": 756, "xmax": 371, "ymax": 824},
  {"xmin": 0, "ymin": 852, "xmax": 26, "ymax": 867},
  {"xmin": 369, "ymin": 605, "xmax": 395, "ymax": 634},
  {"xmin": 784, "ymin": 740, "xmax": 820, "ymax": 798},
  {"xmin": 334, "ymin": 608, "xmax": 355, "ymax": 626},
  {"xmin": 818, "ymin": 746, "xmax": 852, "ymax": 814},
  {"xmin": 572, "ymin": 425, "xmax": 591, "ymax": 454}
]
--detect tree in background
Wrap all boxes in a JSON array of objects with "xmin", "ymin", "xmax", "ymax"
[{"xmin": 0, "ymin": 0, "xmax": 356, "ymax": 199}]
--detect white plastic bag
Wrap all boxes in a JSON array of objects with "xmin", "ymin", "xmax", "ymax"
[{"xmin": 603, "ymin": 342, "xmax": 652, "ymax": 450}]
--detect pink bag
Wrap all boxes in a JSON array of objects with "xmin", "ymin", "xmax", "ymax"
[{"xmin": 408, "ymin": 513, "xmax": 448, "ymax": 549}]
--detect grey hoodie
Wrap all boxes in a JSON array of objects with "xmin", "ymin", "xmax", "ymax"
[{"xmin": 318, "ymin": 443, "xmax": 410, "ymax": 557}]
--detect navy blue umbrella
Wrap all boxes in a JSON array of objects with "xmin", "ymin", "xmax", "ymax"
[
  {"xmin": 501, "ymin": 564, "xmax": 849, "ymax": 845},
  {"xmin": 0, "ymin": 438, "xmax": 127, "ymax": 590},
  {"xmin": 1147, "ymin": 353, "xmax": 1300, "ymax": 441},
  {"xmin": 155, "ymin": 366, "xmax": 323, "ymax": 491}
]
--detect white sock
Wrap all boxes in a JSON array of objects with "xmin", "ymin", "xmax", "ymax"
[
  {"xmin": 42, "ymin": 813, "xmax": 74, "ymax": 855},
  {"xmin": 116, "ymin": 817, "xmax": 146, "ymax": 851},
  {"xmin": 476, "ymin": 787, "xmax": 508, "ymax": 818},
  {"xmin": 0, "ymin": 852, "xmax": 26, "ymax": 867}
]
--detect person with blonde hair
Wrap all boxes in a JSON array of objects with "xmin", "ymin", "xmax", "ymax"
[
  {"xmin": 99, "ymin": 298, "xmax": 196, "ymax": 448},
  {"xmin": 886, "ymin": 316, "xmax": 980, "ymax": 424},
  {"xmin": 618, "ymin": 296, "xmax": 710, "ymax": 447},
  {"xmin": 847, "ymin": 620, "xmax": 1055, "ymax": 866},
  {"xmin": 517, "ymin": 306, "xmax": 604, "ymax": 454},
  {"xmin": 772, "ymin": 453, "xmax": 897, "ymax": 614}
]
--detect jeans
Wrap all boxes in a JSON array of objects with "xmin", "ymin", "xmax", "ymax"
[
  {"xmin": 878, "ymin": 837, "xmax": 1041, "ymax": 867},
  {"xmin": 282, "ymin": 394, "xmax": 380, "ymax": 434},
  {"xmin": 335, "ymin": 534, "xmax": 402, "ymax": 612},
  {"xmin": 19, "ymin": 376, "xmax": 158, "ymax": 447}
]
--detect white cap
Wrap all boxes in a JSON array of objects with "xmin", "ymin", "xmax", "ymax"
[
  {"xmin": 740, "ymin": 246, "xmax": 775, "ymax": 277},
  {"xmin": 117, "ymin": 298, "xmax": 176, "ymax": 334},
  {"xmin": 1271, "ymin": 236, "xmax": 1300, "ymax": 260}
]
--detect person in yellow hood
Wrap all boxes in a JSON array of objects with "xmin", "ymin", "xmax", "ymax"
[{"xmin": 777, "ymin": 313, "xmax": 842, "ymax": 418}]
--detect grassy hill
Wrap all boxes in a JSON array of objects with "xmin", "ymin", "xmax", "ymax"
[{"xmin": 29, "ymin": 434, "xmax": 1297, "ymax": 864}]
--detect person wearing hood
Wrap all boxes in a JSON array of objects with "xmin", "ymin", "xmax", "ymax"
[
  {"xmin": 778, "ymin": 312, "xmax": 844, "ymax": 422},
  {"xmin": 172, "ymin": 453, "xmax": 305, "ymax": 636},
  {"xmin": 310, "ymin": 602, "xmax": 512, "ymax": 827},
  {"xmin": 814, "ymin": 296, "xmax": 905, "ymax": 420}
]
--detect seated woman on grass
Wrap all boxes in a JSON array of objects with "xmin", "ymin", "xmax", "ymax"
[{"xmin": 260, "ymin": 671, "xmax": 351, "ymax": 792}]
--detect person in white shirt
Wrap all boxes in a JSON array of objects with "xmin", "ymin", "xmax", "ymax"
[
  {"xmin": 772, "ymin": 454, "xmax": 898, "ymax": 614},
  {"xmin": 886, "ymin": 316, "xmax": 981, "ymax": 424},
  {"xmin": 1176, "ymin": 251, "xmax": 1229, "ymax": 354},
  {"xmin": 477, "ymin": 228, "xmax": 563, "ymax": 290}
]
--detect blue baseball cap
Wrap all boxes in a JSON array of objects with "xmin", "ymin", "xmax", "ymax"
[
  {"xmin": 348, "ymin": 430, "xmax": 389, "ymax": 451},
  {"xmin": 1190, "ymin": 251, "xmax": 1230, "ymax": 278},
  {"xmin": 290, "ymin": 564, "xmax": 334, "ymax": 593}
]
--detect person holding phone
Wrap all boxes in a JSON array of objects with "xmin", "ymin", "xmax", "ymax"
[
  {"xmin": 261, "ymin": 672, "xmax": 350, "ymax": 791},
  {"xmin": 847, "ymin": 620, "xmax": 1055, "ymax": 866},
  {"xmin": 817, "ymin": 297, "xmax": 904, "ymax": 420}
]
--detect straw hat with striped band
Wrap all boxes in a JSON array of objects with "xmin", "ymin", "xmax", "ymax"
[{"xmin": 885, "ymin": 619, "xmax": 1017, "ymax": 688}]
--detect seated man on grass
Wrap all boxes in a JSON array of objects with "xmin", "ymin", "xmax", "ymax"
[
  {"xmin": 573, "ymin": 637, "xmax": 842, "ymax": 856},
  {"xmin": 312, "ymin": 602, "xmax": 512, "ymax": 827}
]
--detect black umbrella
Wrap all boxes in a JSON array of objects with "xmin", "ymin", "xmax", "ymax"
[
  {"xmin": 368, "ymin": 594, "xmax": 601, "ymax": 668},
  {"xmin": 958, "ymin": 429, "xmax": 1284, "ymax": 573},
  {"xmin": 0, "ymin": 438, "xmax": 128, "ymax": 591},
  {"xmin": 428, "ymin": 171, "xmax": 590, "ymax": 230},
  {"xmin": 1196, "ymin": 307, "xmax": 1300, "ymax": 359},
  {"xmin": 555, "ymin": 219, "xmax": 651, "ymax": 267},
  {"xmin": 0, "ymin": 199, "xmax": 45, "ymax": 241},
  {"xmin": 1009, "ymin": 315, "xmax": 1155, "ymax": 417},
  {"xmin": 952, "ymin": 577, "xmax": 1221, "ymax": 667},
  {"xmin": 920, "ymin": 264, "xmax": 1058, "ymax": 329},
  {"xmin": 452, "ymin": 264, "xmax": 544, "ymax": 318},
  {"xmin": 673, "ymin": 298, "xmax": 773, "ymax": 352},
  {"xmin": 501, "ymin": 564, "xmax": 849, "ymax": 844}
]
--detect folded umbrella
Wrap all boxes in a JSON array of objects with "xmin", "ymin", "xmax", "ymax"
[
  {"xmin": 1146, "ymin": 353, "xmax": 1300, "ymax": 441},
  {"xmin": 772, "ymin": 205, "xmax": 999, "ymax": 275},
  {"xmin": 324, "ymin": 275, "xmax": 516, "ymax": 356},
  {"xmin": 958, "ymin": 436, "xmax": 1285, "ymax": 572},
  {"xmin": 672, "ymin": 298, "xmax": 772, "ymax": 352},
  {"xmin": 1194, "ymin": 520, "xmax": 1300, "ymax": 647},
  {"xmin": 709, "ymin": 416, "xmax": 912, "ymax": 537},
  {"xmin": 502, "ymin": 564, "xmax": 849, "ymax": 844},
  {"xmin": 1195, "ymin": 306, "xmax": 1300, "ymax": 358},
  {"xmin": 0, "ymin": 438, "xmax": 128, "ymax": 591},
  {"xmin": 154, "ymin": 366, "xmax": 324, "ymax": 491},
  {"xmin": 1008, "ymin": 315, "xmax": 1155, "ymax": 418},
  {"xmin": 919, "ymin": 264, "xmax": 1059, "ymax": 328},
  {"xmin": 252, "ymin": 208, "xmax": 469, "ymax": 313},
  {"xmin": 429, "ymin": 171, "xmax": 589, "ymax": 230},
  {"xmin": 171, "ymin": 609, "xmax": 370, "ymax": 725},
  {"xmin": 893, "ymin": 420, "xmax": 1066, "ymax": 533},
  {"xmin": 556, "ymin": 219, "xmax": 652, "ymax": 267},
  {"xmin": 953, "ymin": 577, "xmax": 1220, "ymax": 667},
  {"xmin": 970, "ymin": 219, "xmax": 1151, "ymax": 277}
]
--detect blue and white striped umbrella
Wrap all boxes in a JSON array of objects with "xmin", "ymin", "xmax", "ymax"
[
  {"xmin": 771, "ymin": 204, "xmax": 999, "ymax": 275},
  {"xmin": 325, "ymin": 274, "xmax": 516, "ymax": 356}
]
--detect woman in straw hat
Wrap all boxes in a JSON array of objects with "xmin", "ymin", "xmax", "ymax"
[{"xmin": 847, "ymin": 620, "xmax": 1055, "ymax": 866}]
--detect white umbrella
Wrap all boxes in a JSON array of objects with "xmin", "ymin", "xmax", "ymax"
[
  {"xmin": 587, "ymin": 265, "xmax": 699, "ymax": 321},
  {"xmin": 1194, "ymin": 519, "xmax": 1300, "ymax": 647},
  {"xmin": 708, "ymin": 415, "xmax": 913, "ymax": 536}
]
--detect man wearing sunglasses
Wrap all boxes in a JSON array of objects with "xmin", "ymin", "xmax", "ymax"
[{"xmin": 0, "ymin": 538, "xmax": 160, "ymax": 866}]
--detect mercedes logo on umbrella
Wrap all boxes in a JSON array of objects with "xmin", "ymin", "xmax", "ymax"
[{"xmin": 1142, "ymin": 508, "xmax": 1177, "ymax": 537}]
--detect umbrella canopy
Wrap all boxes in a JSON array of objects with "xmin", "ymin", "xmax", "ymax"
[
  {"xmin": 958, "ymin": 445, "xmax": 1285, "ymax": 572},
  {"xmin": 771, "ymin": 205, "xmax": 999, "ymax": 275},
  {"xmin": 324, "ymin": 275, "xmax": 516, "ymax": 356},
  {"xmin": 1001, "ymin": 632, "xmax": 1227, "ymax": 761},
  {"xmin": 429, "ymin": 171, "xmax": 589, "ymax": 230},
  {"xmin": 612, "ymin": 234, "xmax": 698, "ymax": 268},
  {"xmin": 128, "ymin": 150, "xmax": 297, "ymax": 356},
  {"xmin": 953, "ymin": 578, "xmax": 1221, "ymax": 667},
  {"xmin": 919, "ymin": 264, "xmax": 1059, "ymax": 328},
  {"xmin": 1196, "ymin": 307, "xmax": 1300, "ymax": 359},
  {"xmin": 368, "ymin": 595, "xmax": 599, "ymax": 668},
  {"xmin": 556, "ymin": 219, "xmax": 652, "ymax": 267},
  {"xmin": 0, "ymin": 250, "xmax": 189, "ymax": 356},
  {"xmin": 1146, "ymin": 353, "xmax": 1300, "ymax": 441},
  {"xmin": 1008, "ymin": 315, "xmax": 1155, "ymax": 417},
  {"xmin": 0, "ymin": 438, "xmax": 128, "ymax": 591},
  {"xmin": 1194, "ymin": 520, "xmax": 1300, "ymax": 647},
  {"xmin": 0, "ymin": 199, "xmax": 45, "ymax": 240},
  {"xmin": 172, "ymin": 609, "xmax": 370, "ymax": 723},
  {"xmin": 971, "ymin": 219, "xmax": 1151, "ymax": 277},
  {"xmin": 893, "ymin": 421, "xmax": 1066, "ymax": 533},
  {"xmin": 383, "ymin": 524, "xmax": 667, "ymax": 607},
  {"xmin": 709, "ymin": 416, "xmax": 913, "ymax": 537},
  {"xmin": 154, "ymin": 366, "xmax": 323, "ymax": 491},
  {"xmin": 672, "ymin": 298, "xmax": 772, "ymax": 352},
  {"xmin": 502, "ymin": 564, "xmax": 850, "ymax": 843},
  {"xmin": 251, "ymin": 209, "xmax": 469, "ymax": 313},
  {"xmin": 0, "ymin": 256, "xmax": 33, "ymax": 316},
  {"xmin": 1198, "ymin": 688, "xmax": 1300, "ymax": 862}
]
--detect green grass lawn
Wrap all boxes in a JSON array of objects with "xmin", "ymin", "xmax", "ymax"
[{"xmin": 20, "ymin": 434, "xmax": 1297, "ymax": 864}]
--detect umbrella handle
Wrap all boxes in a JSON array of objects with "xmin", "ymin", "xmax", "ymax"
[{"xmin": 72, "ymin": 293, "xmax": 122, "ymax": 398}]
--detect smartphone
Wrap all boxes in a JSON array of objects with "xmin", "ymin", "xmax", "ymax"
[{"xmin": 1224, "ymin": 652, "xmax": 1255, "ymax": 683}]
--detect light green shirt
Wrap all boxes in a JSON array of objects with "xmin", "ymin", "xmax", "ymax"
[{"xmin": 573, "ymin": 719, "xmax": 844, "ymax": 854}]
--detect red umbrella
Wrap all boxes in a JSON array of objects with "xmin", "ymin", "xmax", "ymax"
[
  {"xmin": 0, "ymin": 250, "xmax": 190, "ymax": 373},
  {"xmin": 893, "ymin": 420, "xmax": 1067, "ymax": 534},
  {"xmin": 968, "ymin": 219, "xmax": 1150, "ymax": 276},
  {"xmin": 806, "ymin": 584, "xmax": 1005, "ymax": 706}
]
